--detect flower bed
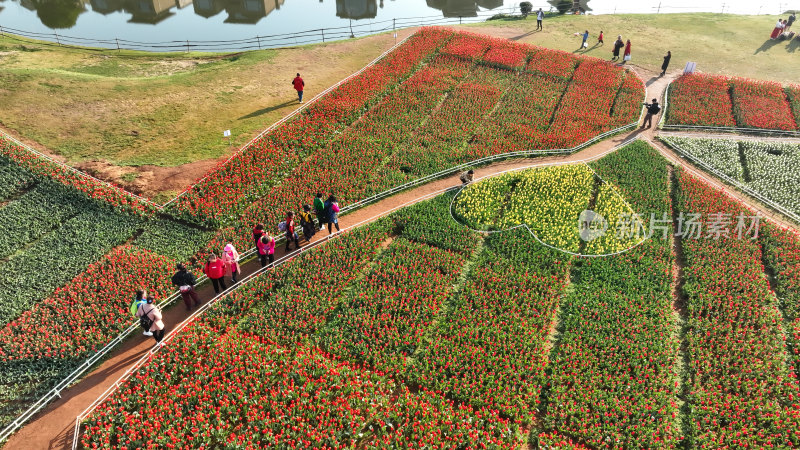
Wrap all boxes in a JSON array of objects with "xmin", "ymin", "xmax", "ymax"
[
  {"xmin": 730, "ymin": 77, "xmax": 797, "ymax": 131},
  {"xmin": 81, "ymin": 325, "xmax": 518, "ymax": 449},
  {"xmin": 665, "ymin": 73, "xmax": 736, "ymax": 127},
  {"xmin": 661, "ymin": 136, "xmax": 800, "ymax": 217},
  {"xmin": 0, "ymin": 139, "xmax": 155, "ymax": 216},
  {"xmin": 543, "ymin": 142, "xmax": 680, "ymax": 448},
  {"xmin": 667, "ymin": 73, "xmax": 800, "ymax": 131},
  {"xmin": 409, "ymin": 229, "xmax": 572, "ymax": 423},
  {"xmin": 676, "ymin": 170, "xmax": 800, "ymax": 447},
  {"xmin": 0, "ymin": 246, "xmax": 174, "ymax": 427}
]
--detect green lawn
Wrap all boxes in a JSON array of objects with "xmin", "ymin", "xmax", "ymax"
[
  {"xmin": 469, "ymin": 13, "xmax": 799, "ymax": 84},
  {"xmin": 0, "ymin": 31, "xmax": 405, "ymax": 170}
]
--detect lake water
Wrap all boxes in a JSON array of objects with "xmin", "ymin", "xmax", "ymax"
[{"xmin": 0, "ymin": 0, "xmax": 797, "ymax": 48}]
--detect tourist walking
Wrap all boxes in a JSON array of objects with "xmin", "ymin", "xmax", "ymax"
[
  {"xmin": 612, "ymin": 36, "xmax": 624, "ymax": 60},
  {"xmin": 257, "ymin": 234, "xmax": 275, "ymax": 267},
  {"xmin": 129, "ymin": 290, "xmax": 152, "ymax": 336},
  {"xmin": 253, "ymin": 223, "xmax": 266, "ymax": 246},
  {"xmin": 536, "ymin": 8, "xmax": 543, "ymax": 30},
  {"xmin": 222, "ymin": 244, "xmax": 241, "ymax": 283},
  {"xmin": 771, "ymin": 18, "xmax": 785, "ymax": 39},
  {"xmin": 292, "ymin": 73, "xmax": 305, "ymax": 103},
  {"xmin": 581, "ymin": 30, "xmax": 589, "ymax": 48},
  {"xmin": 299, "ymin": 205, "xmax": 316, "ymax": 243},
  {"xmin": 460, "ymin": 170, "xmax": 474, "ymax": 186},
  {"xmin": 788, "ymin": 12, "xmax": 796, "ymax": 31},
  {"xmin": 660, "ymin": 51, "xmax": 671, "ymax": 76},
  {"xmin": 598, "ymin": 30, "xmax": 604, "ymax": 45},
  {"xmin": 284, "ymin": 211, "xmax": 301, "ymax": 251},
  {"xmin": 313, "ymin": 193, "xmax": 326, "ymax": 231},
  {"xmin": 641, "ymin": 99, "xmax": 661, "ymax": 128},
  {"xmin": 135, "ymin": 295, "xmax": 165, "ymax": 346},
  {"xmin": 171, "ymin": 264, "xmax": 200, "ymax": 311},
  {"xmin": 203, "ymin": 253, "xmax": 227, "ymax": 295},
  {"xmin": 324, "ymin": 195, "xmax": 341, "ymax": 234},
  {"xmin": 623, "ymin": 39, "xmax": 632, "ymax": 62}
]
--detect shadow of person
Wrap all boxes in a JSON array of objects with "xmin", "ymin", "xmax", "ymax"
[
  {"xmin": 754, "ymin": 38, "xmax": 781, "ymax": 54},
  {"xmin": 645, "ymin": 76, "xmax": 660, "ymax": 87},
  {"xmin": 787, "ymin": 35, "xmax": 800, "ymax": 53},
  {"xmin": 238, "ymin": 100, "xmax": 297, "ymax": 120},
  {"xmin": 510, "ymin": 30, "xmax": 535, "ymax": 41}
]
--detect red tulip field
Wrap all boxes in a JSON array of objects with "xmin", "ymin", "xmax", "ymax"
[
  {"xmin": 73, "ymin": 140, "xmax": 800, "ymax": 448},
  {"xmin": 166, "ymin": 28, "xmax": 645, "ymax": 231},
  {"xmin": 3, "ymin": 24, "xmax": 800, "ymax": 450},
  {"xmin": 665, "ymin": 73, "xmax": 800, "ymax": 131}
]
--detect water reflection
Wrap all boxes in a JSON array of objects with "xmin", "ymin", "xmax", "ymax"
[
  {"xmin": 1, "ymin": 0, "xmax": 509, "ymax": 29},
  {"xmin": 426, "ymin": 0, "xmax": 503, "ymax": 18}
]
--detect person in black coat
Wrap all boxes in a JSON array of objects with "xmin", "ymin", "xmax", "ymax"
[
  {"xmin": 611, "ymin": 36, "xmax": 624, "ymax": 61},
  {"xmin": 171, "ymin": 263, "xmax": 200, "ymax": 311},
  {"xmin": 660, "ymin": 51, "xmax": 671, "ymax": 76}
]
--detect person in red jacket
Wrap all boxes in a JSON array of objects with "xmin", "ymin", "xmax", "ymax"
[
  {"xmin": 292, "ymin": 73, "xmax": 305, "ymax": 103},
  {"xmin": 203, "ymin": 253, "xmax": 227, "ymax": 295},
  {"xmin": 285, "ymin": 211, "xmax": 300, "ymax": 251}
]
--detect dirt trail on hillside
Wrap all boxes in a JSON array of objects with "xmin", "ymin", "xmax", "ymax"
[{"xmin": 6, "ymin": 67, "xmax": 799, "ymax": 450}]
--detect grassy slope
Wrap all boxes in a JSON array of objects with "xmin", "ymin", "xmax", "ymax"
[
  {"xmin": 468, "ymin": 13, "xmax": 799, "ymax": 84},
  {"xmin": 0, "ymin": 31, "xmax": 408, "ymax": 168}
]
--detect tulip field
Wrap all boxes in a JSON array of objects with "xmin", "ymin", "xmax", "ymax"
[
  {"xmin": 0, "ymin": 135, "xmax": 767, "ymax": 447},
  {"xmin": 165, "ymin": 27, "xmax": 644, "ymax": 232},
  {"xmin": 661, "ymin": 136, "xmax": 800, "ymax": 216},
  {"xmin": 665, "ymin": 73, "xmax": 800, "ymax": 131},
  {"xmin": 5, "ymin": 21, "xmax": 800, "ymax": 449}
]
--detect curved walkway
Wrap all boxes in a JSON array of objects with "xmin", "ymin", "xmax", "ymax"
[{"xmin": 6, "ymin": 70, "xmax": 799, "ymax": 450}]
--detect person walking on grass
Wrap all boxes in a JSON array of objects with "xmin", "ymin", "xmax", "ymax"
[
  {"xmin": 135, "ymin": 294, "xmax": 165, "ymax": 346},
  {"xmin": 285, "ymin": 211, "xmax": 301, "ymax": 251},
  {"xmin": 324, "ymin": 195, "xmax": 341, "ymax": 234},
  {"xmin": 623, "ymin": 39, "xmax": 632, "ymax": 62},
  {"xmin": 222, "ymin": 244, "xmax": 241, "ymax": 284},
  {"xmin": 641, "ymin": 98, "xmax": 661, "ymax": 128},
  {"xmin": 612, "ymin": 35, "xmax": 624, "ymax": 60},
  {"xmin": 257, "ymin": 234, "xmax": 275, "ymax": 267},
  {"xmin": 660, "ymin": 51, "xmax": 671, "ymax": 76},
  {"xmin": 171, "ymin": 264, "xmax": 200, "ymax": 311},
  {"xmin": 299, "ymin": 205, "xmax": 316, "ymax": 243},
  {"xmin": 292, "ymin": 73, "xmax": 305, "ymax": 103},
  {"xmin": 536, "ymin": 8, "xmax": 543, "ymax": 30},
  {"xmin": 203, "ymin": 253, "xmax": 227, "ymax": 295},
  {"xmin": 598, "ymin": 30, "xmax": 604, "ymax": 45},
  {"xmin": 313, "ymin": 193, "xmax": 326, "ymax": 231},
  {"xmin": 581, "ymin": 30, "xmax": 589, "ymax": 49},
  {"xmin": 788, "ymin": 12, "xmax": 796, "ymax": 31},
  {"xmin": 130, "ymin": 290, "xmax": 152, "ymax": 336}
]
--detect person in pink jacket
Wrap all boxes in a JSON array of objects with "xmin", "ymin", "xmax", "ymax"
[
  {"xmin": 257, "ymin": 235, "xmax": 275, "ymax": 268},
  {"xmin": 222, "ymin": 243, "xmax": 241, "ymax": 283},
  {"xmin": 203, "ymin": 253, "xmax": 227, "ymax": 294},
  {"xmin": 135, "ymin": 295, "xmax": 165, "ymax": 345}
]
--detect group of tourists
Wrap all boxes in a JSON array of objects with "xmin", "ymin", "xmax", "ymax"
[
  {"xmin": 128, "ymin": 192, "xmax": 342, "ymax": 347},
  {"xmin": 610, "ymin": 35, "xmax": 632, "ymax": 62},
  {"xmin": 770, "ymin": 13, "xmax": 796, "ymax": 40}
]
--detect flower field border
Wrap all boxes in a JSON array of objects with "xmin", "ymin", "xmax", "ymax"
[
  {"xmin": 659, "ymin": 78, "xmax": 800, "ymax": 138},
  {"xmin": 659, "ymin": 135, "xmax": 800, "ymax": 224}
]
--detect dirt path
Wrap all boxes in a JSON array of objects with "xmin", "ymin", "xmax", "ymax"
[{"xmin": 6, "ymin": 67, "xmax": 799, "ymax": 450}]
